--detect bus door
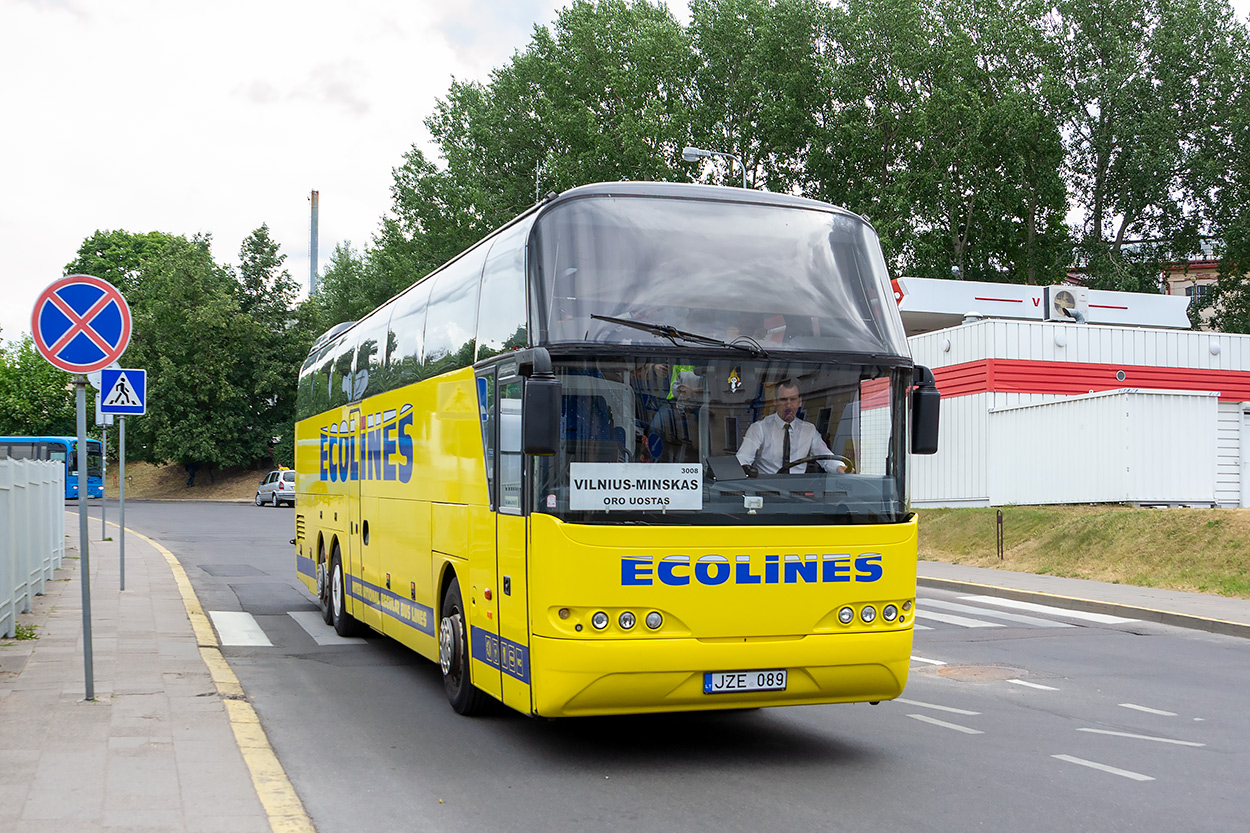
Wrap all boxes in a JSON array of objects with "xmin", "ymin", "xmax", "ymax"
[
  {"xmin": 348, "ymin": 407, "xmax": 381, "ymax": 631},
  {"xmin": 478, "ymin": 369, "xmax": 532, "ymax": 711}
]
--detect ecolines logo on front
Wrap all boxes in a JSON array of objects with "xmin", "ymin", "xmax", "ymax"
[
  {"xmin": 320, "ymin": 405, "xmax": 415, "ymax": 483},
  {"xmin": 621, "ymin": 553, "xmax": 884, "ymax": 586}
]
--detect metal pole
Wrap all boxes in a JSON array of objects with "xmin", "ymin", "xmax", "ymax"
[
  {"xmin": 75, "ymin": 376, "xmax": 95, "ymax": 700},
  {"xmin": 101, "ymin": 422, "xmax": 106, "ymax": 539},
  {"xmin": 119, "ymin": 416, "xmax": 126, "ymax": 592}
]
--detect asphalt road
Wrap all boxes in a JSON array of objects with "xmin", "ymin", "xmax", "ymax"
[{"xmin": 116, "ymin": 500, "xmax": 1249, "ymax": 833}]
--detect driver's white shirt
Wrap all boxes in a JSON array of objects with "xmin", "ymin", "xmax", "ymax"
[{"xmin": 735, "ymin": 413, "xmax": 843, "ymax": 474}]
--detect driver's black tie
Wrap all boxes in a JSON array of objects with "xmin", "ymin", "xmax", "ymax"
[{"xmin": 782, "ymin": 423, "xmax": 791, "ymax": 472}]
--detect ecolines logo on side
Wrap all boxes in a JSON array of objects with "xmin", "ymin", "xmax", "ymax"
[
  {"xmin": 320, "ymin": 405, "xmax": 415, "ymax": 483},
  {"xmin": 621, "ymin": 553, "xmax": 884, "ymax": 586}
]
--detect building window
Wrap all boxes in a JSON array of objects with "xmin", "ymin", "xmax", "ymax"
[{"xmin": 1186, "ymin": 284, "xmax": 1214, "ymax": 308}]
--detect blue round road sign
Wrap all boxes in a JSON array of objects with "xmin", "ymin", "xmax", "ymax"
[{"xmin": 31, "ymin": 274, "xmax": 132, "ymax": 373}]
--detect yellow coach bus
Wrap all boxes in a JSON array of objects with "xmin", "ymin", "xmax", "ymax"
[{"xmin": 293, "ymin": 182, "xmax": 939, "ymax": 717}]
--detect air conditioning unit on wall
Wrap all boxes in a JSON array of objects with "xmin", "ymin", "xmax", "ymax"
[{"xmin": 1045, "ymin": 286, "xmax": 1089, "ymax": 322}]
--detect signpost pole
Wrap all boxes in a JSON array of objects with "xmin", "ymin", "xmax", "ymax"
[
  {"xmin": 119, "ymin": 417, "xmax": 126, "ymax": 591},
  {"xmin": 75, "ymin": 376, "xmax": 95, "ymax": 701},
  {"xmin": 101, "ymin": 423, "xmax": 107, "ymax": 539}
]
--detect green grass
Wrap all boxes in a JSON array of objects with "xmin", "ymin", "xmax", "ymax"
[{"xmin": 917, "ymin": 505, "xmax": 1250, "ymax": 600}]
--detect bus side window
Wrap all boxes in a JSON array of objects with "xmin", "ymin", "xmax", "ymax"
[
  {"xmin": 329, "ymin": 337, "xmax": 356, "ymax": 409},
  {"xmin": 424, "ymin": 250, "xmax": 485, "ymax": 377},
  {"xmin": 388, "ymin": 280, "xmax": 430, "ymax": 390},
  {"xmin": 477, "ymin": 222, "xmax": 529, "ymax": 362}
]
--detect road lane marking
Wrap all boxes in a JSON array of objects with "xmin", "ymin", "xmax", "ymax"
[
  {"xmin": 911, "ymin": 656, "xmax": 947, "ymax": 666},
  {"xmin": 907, "ymin": 714, "xmax": 983, "ymax": 734},
  {"xmin": 914, "ymin": 610, "xmax": 1004, "ymax": 629},
  {"xmin": 1119, "ymin": 703, "xmax": 1177, "ymax": 716},
  {"xmin": 958, "ymin": 595, "xmax": 1137, "ymax": 624},
  {"xmin": 913, "ymin": 623, "xmax": 934, "ymax": 630},
  {"xmin": 1007, "ymin": 679, "xmax": 1059, "ymax": 691},
  {"xmin": 1077, "ymin": 728, "xmax": 1204, "ymax": 747},
  {"xmin": 1052, "ymin": 754, "xmax": 1154, "ymax": 781},
  {"xmin": 897, "ymin": 698, "xmax": 980, "ymax": 716},
  {"xmin": 921, "ymin": 598, "xmax": 1075, "ymax": 628},
  {"xmin": 209, "ymin": 611, "xmax": 273, "ymax": 646},
  {"xmin": 289, "ymin": 611, "xmax": 366, "ymax": 645}
]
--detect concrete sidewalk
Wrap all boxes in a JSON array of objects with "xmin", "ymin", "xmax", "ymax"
[
  {"xmin": 0, "ymin": 515, "xmax": 312, "ymax": 833},
  {"xmin": 919, "ymin": 560, "xmax": 1250, "ymax": 638}
]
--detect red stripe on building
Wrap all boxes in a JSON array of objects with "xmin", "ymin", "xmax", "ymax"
[{"xmin": 932, "ymin": 359, "xmax": 1250, "ymax": 402}]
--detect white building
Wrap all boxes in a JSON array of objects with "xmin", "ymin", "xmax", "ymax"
[{"xmin": 899, "ymin": 278, "xmax": 1250, "ymax": 508}]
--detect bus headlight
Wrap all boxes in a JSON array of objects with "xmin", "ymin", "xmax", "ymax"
[
  {"xmin": 883, "ymin": 604, "xmax": 898, "ymax": 622},
  {"xmin": 619, "ymin": 611, "xmax": 636, "ymax": 630},
  {"xmin": 838, "ymin": 607, "xmax": 855, "ymax": 625},
  {"xmin": 645, "ymin": 611, "xmax": 663, "ymax": 629},
  {"xmin": 861, "ymin": 606, "xmax": 877, "ymax": 623},
  {"xmin": 591, "ymin": 612, "xmax": 609, "ymax": 630}
]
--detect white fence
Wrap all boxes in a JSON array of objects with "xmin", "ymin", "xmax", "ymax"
[{"xmin": 0, "ymin": 459, "xmax": 66, "ymax": 638}]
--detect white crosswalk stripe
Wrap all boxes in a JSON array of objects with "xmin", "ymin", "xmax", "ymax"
[
  {"xmin": 921, "ymin": 598, "xmax": 1075, "ymax": 628},
  {"xmin": 910, "ymin": 592, "xmax": 1139, "ymax": 632},
  {"xmin": 957, "ymin": 595, "xmax": 1138, "ymax": 624},
  {"xmin": 208, "ymin": 611, "xmax": 272, "ymax": 646},
  {"xmin": 914, "ymin": 610, "xmax": 1004, "ymax": 628}
]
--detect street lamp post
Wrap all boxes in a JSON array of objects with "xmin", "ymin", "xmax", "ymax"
[{"xmin": 682, "ymin": 146, "xmax": 748, "ymax": 188}]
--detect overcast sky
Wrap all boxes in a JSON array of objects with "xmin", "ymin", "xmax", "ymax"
[{"xmin": 2, "ymin": 0, "xmax": 1246, "ymax": 345}]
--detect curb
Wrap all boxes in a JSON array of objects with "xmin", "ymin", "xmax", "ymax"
[
  {"xmin": 917, "ymin": 577, "xmax": 1250, "ymax": 640},
  {"xmin": 123, "ymin": 524, "xmax": 317, "ymax": 833}
]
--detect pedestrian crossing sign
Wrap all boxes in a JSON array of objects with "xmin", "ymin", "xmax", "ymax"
[{"xmin": 100, "ymin": 368, "xmax": 146, "ymax": 415}]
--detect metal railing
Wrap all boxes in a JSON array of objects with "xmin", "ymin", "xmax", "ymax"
[{"xmin": 0, "ymin": 459, "xmax": 66, "ymax": 638}]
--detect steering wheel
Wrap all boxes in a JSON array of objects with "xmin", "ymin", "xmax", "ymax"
[{"xmin": 777, "ymin": 454, "xmax": 853, "ymax": 474}]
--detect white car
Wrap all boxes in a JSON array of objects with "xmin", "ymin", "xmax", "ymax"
[{"xmin": 255, "ymin": 469, "xmax": 295, "ymax": 507}]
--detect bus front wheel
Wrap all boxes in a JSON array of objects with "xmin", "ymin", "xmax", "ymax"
[
  {"xmin": 330, "ymin": 549, "xmax": 362, "ymax": 638},
  {"xmin": 439, "ymin": 577, "xmax": 491, "ymax": 715}
]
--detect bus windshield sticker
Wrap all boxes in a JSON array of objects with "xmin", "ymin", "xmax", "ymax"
[{"xmin": 570, "ymin": 462, "xmax": 703, "ymax": 511}]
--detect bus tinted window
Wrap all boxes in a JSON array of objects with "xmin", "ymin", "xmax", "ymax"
[
  {"xmin": 476, "ymin": 222, "xmax": 529, "ymax": 361},
  {"xmin": 353, "ymin": 311, "xmax": 392, "ymax": 400},
  {"xmin": 423, "ymin": 249, "xmax": 485, "ymax": 377},
  {"xmin": 329, "ymin": 335, "xmax": 357, "ymax": 408},
  {"xmin": 386, "ymin": 280, "xmax": 430, "ymax": 390},
  {"xmin": 531, "ymin": 195, "xmax": 909, "ymax": 358}
]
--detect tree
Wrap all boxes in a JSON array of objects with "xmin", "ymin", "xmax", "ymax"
[
  {"xmin": 372, "ymin": 0, "xmax": 695, "ymax": 294},
  {"xmin": 235, "ymin": 225, "xmax": 307, "ymax": 467},
  {"xmin": 1050, "ymin": 0, "xmax": 1246, "ymax": 292},
  {"xmin": 814, "ymin": 0, "xmax": 1071, "ymax": 282},
  {"xmin": 0, "ymin": 335, "xmax": 77, "ymax": 436},
  {"xmin": 687, "ymin": 0, "xmax": 830, "ymax": 191},
  {"xmin": 64, "ymin": 230, "xmax": 294, "ymax": 469}
]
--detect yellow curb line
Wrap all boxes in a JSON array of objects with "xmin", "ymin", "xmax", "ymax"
[{"xmin": 123, "ymin": 524, "xmax": 316, "ymax": 833}]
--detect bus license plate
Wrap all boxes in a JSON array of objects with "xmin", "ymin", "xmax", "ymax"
[{"xmin": 704, "ymin": 669, "xmax": 787, "ymax": 694}]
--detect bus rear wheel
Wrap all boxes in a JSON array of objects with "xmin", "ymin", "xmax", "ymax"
[
  {"xmin": 317, "ymin": 547, "xmax": 333, "ymax": 626},
  {"xmin": 330, "ymin": 548, "xmax": 362, "ymax": 638},
  {"xmin": 439, "ymin": 577, "xmax": 491, "ymax": 715}
]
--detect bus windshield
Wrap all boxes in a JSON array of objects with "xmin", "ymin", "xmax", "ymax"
[
  {"xmin": 529, "ymin": 355, "xmax": 909, "ymax": 525},
  {"xmin": 531, "ymin": 194, "xmax": 909, "ymax": 358}
]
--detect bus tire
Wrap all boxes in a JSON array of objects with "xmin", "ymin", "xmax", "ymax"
[
  {"xmin": 330, "ymin": 548, "xmax": 362, "ymax": 637},
  {"xmin": 439, "ymin": 577, "xmax": 491, "ymax": 715},
  {"xmin": 318, "ymin": 547, "xmax": 333, "ymax": 626}
]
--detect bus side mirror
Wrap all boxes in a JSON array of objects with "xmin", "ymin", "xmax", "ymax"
[
  {"xmin": 522, "ymin": 377, "xmax": 561, "ymax": 456},
  {"xmin": 911, "ymin": 365, "xmax": 940, "ymax": 455}
]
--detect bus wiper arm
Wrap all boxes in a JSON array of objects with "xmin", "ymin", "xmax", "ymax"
[{"xmin": 590, "ymin": 314, "xmax": 769, "ymax": 357}]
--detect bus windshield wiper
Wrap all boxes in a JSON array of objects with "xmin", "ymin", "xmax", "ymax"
[{"xmin": 590, "ymin": 314, "xmax": 769, "ymax": 357}]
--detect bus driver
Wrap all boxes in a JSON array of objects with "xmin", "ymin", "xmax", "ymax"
[{"xmin": 736, "ymin": 379, "xmax": 847, "ymax": 475}]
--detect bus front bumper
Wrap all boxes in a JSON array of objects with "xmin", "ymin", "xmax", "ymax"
[{"xmin": 528, "ymin": 628, "xmax": 914, "ymax": 717}]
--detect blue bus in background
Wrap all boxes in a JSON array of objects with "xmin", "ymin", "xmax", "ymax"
[{"xmin": 0, "ymin": 436, "xmax": 105, "ymax": 499}]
